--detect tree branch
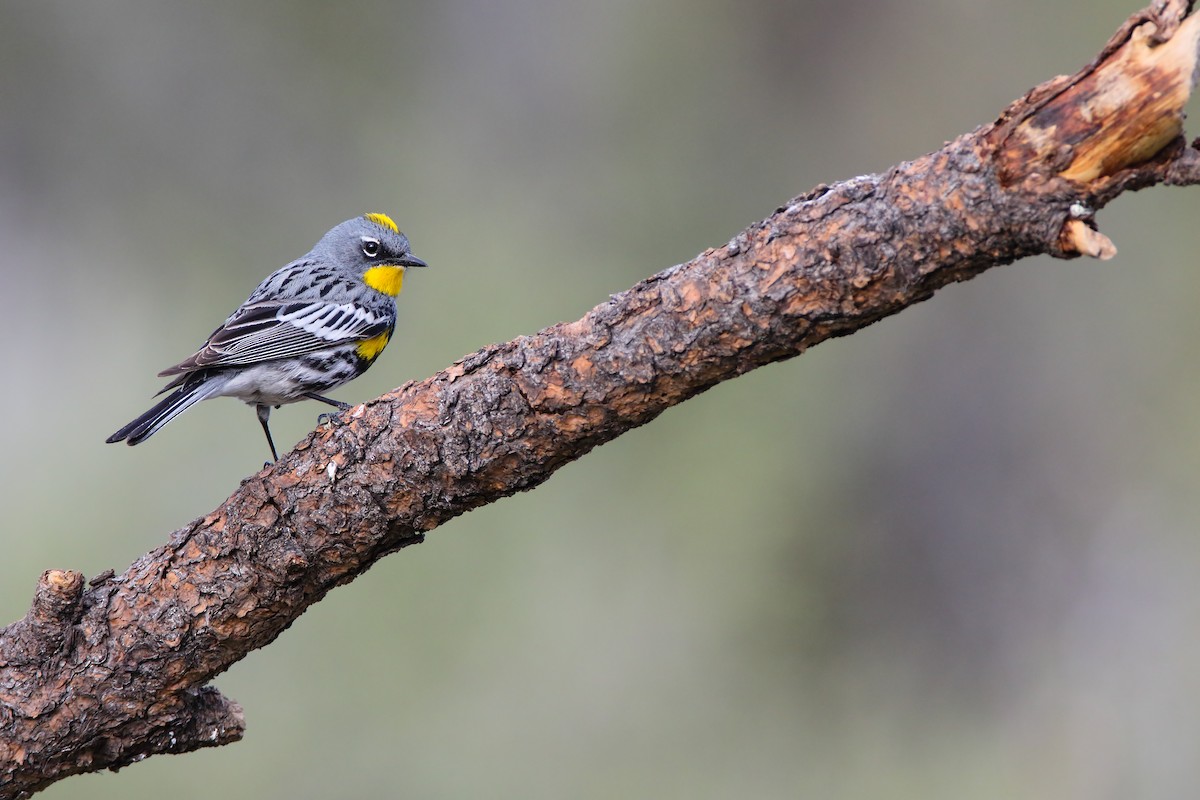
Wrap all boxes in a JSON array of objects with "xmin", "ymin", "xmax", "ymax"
[{"xmin": 5, "ymin": 3, "xmax": 1200, "ymax": 796}]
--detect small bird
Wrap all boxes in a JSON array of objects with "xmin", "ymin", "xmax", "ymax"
[{"xmin": 107, "ymin": 213, "xmax": 427, "ymax": 462}]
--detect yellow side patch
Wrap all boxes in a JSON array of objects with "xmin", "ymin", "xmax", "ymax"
[
  {"xmin": 363, "ymin": 265, "xmax": 404, "ymax": 296},
  {"xmin": 356, "ymin": 331, "xmax": 390, "ymax": 362},
  {"xmin": 364, "ymin": 212, "xmax": 399, "ymax": 233}
]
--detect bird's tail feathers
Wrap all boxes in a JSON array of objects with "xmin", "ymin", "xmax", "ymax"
[{"xmin": 106, "ymin": 376, "xmax": 222, "ymax": 446}]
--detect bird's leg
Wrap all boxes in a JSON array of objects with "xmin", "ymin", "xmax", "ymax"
[
  {"xmin": 256, "ymin": 403, "xmax": 280, "ymax": 463},
  {"xmin": 304, "ymin": 392, "xmax": 353, "ymax": 410},
  {"xmin": 304, "ymin": 392, "xmax": 353, "ymax": 426}
]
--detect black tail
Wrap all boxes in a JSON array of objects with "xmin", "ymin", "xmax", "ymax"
[{"xmin": 106, "ymin": 378, "xmax": 219, "ymax": 446}]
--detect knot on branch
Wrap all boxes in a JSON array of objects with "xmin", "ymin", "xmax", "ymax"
[
  {"xmin": 1, "ymin": 571, "xmax": 85, "ymax": 665},
  {"xmin": 30, "ymin": 570, "xmax": 83, "ymax": 628}
]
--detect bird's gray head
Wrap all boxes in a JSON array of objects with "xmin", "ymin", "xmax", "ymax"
[{"xmin": 313, "ymin": 214, "xmax": 428, "ymax": 289}]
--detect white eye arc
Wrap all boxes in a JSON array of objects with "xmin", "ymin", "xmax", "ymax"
[{"xmin": 361, "ymin": 237, "xmax": 380, "ymax": 258}]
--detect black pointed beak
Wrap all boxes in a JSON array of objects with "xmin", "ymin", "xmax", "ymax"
[{"xmin": 400, "ymin": 254, "xmax": 428, "ymax": 268}]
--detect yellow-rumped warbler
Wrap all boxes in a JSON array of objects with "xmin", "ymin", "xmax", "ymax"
[{"xmin": 107, "ymin": 213, "xmax": 427, "ymax": 462}]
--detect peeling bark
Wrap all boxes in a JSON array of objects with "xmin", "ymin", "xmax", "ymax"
[{"xmin": 5, "ymin": 2, "xmax": 1200, "ymax": 796}]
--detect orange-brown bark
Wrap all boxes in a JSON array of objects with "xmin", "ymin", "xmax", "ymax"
[{"xmin": 6, "ymin": 2, "xmax": 1200, "ymax": 796}]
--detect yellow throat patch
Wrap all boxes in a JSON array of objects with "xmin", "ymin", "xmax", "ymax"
[
  {"xmin": 364, "ymin": 212, "xmax": 399, "ymax": 233},
  {"xmin": 363, "ymin": 265, "xmax": 404, "ymax": 296},
  {"xmin": 356, "ymin": 331, "xmax": 390, "ymax": 362}
]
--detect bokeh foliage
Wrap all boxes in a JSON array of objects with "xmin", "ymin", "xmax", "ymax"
[{"xmin": 3, "ymin": 1, "xmax": 1199, "ymax": 796}]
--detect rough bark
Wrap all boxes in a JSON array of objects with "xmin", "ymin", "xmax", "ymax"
[{"xmin": 5, "ymin": 2, "xmax": 1200, "ymax": 796}]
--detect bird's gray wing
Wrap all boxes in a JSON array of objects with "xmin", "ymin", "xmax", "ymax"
[{"xmin": 158, "ymin": 300, "xmax": 393, "ymax": 376}]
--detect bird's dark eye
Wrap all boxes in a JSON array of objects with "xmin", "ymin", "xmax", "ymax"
[{"xmin": 361, "ymin": 238, "xmax": 380, "ymax": 258}]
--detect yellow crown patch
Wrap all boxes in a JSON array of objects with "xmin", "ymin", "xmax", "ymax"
[{"xmin": 364, "ymin": 212, "xmax": 399, "ymax": 233}]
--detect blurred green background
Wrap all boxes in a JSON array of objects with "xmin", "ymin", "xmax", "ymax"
[{"xmin": 4, "ymin": 0, "xmax": 1200, "ymax": 797}]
